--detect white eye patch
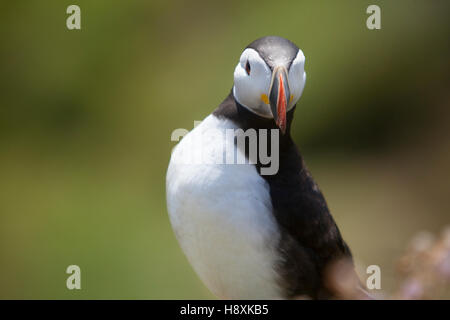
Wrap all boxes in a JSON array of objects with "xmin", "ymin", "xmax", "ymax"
[
  {"xmin": 238, "ymin": 48, "xmax": 271, "ymax": 78},
  {"xmin": 233, "ymin": 48, "xmax": 273, "ymax": 118}
]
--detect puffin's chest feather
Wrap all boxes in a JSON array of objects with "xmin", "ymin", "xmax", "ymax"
[{"xmin": 166, "ymin": 114, "xmax": 284, "ymax": 299}]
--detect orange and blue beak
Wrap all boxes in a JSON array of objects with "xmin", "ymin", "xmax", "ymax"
[{"xmin": 269, "ymin": 66, "xmax": 290, "ymax": 134}]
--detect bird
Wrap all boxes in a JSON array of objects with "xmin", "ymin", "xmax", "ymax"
[{"xmin": 166, "ymin": 36, "xmax": 366, "ymax": 299}]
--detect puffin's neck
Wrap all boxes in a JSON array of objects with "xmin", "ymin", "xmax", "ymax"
[{"xmin": 213, "ymin": 91, "xmax": 296, "ymax": 145}]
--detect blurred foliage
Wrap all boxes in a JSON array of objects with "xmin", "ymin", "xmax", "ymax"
[{"xmin": 0, "ymin": 1, "xmax": 449, "ymax": 299}]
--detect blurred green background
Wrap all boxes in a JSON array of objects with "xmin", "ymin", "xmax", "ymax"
[{"xmin": 0, "ymin": 1, "xmax": 449, "ymax": 299}]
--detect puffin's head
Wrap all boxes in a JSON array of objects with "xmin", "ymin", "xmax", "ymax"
[{"xmin": 233, "ymin": 36, "xmax": 306, "ymax": 134}]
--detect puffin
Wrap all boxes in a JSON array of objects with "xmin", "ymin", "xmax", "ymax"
[{"xmin": 166, "ymin": 36, "xmax": 365, "ymax": 299}]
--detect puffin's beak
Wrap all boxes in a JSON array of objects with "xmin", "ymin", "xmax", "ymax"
[{"xmin": 269, "ymin": 66, "xmax": 290, "ymax": 134}]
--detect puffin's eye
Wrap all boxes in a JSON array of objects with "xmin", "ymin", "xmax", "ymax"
[{"xmin": 245, "ymin": 60, "xmax": 251, "ymax": 75}]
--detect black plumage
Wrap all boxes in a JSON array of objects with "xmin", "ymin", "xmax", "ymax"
[{"xmin": 214, "ymin": 93, "xmax": 356, "ymax": 298}]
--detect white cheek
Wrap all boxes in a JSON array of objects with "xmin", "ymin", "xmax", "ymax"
[
  {"xmin": 234, "ymin": 64, "xmax": 262, "ymax": 107},
  {"xmin": 251, "ymin": 65, "xmax": 271, "ymax": 96},
  {"xmin": 233, "ymin": 49, "xmax": 272, "ymax": 117},
  {"xmin": 288, "ymin": 51, "xmax": 306, "ymax": 109},
  {"xmin": 288, "ymin": 69, "xmax": 306, "ymax": 109}
]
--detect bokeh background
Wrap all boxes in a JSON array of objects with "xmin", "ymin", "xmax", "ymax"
[{"xmin": 0, "ymin": 1, "xmax": 449, "ymax": 299}]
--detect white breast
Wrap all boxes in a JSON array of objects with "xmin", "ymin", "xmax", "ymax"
[{"xmin": 166, "ymin": 114, "xmax": 283, "ymax": 299}]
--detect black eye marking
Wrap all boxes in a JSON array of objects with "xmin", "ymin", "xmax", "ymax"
[{"xmin": 245, "ymin": 60, "xmax": 251, "ymax": 75}]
